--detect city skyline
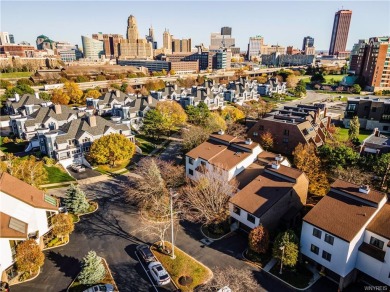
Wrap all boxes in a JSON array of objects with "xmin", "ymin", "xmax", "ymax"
[{"xmin": 1, "ymin": 1, "xmax": 389, "ymax": 52}]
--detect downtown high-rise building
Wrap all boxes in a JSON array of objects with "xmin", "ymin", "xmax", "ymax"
[
  {"xmin": 210, "ymin": 27, "xmax": 236, "ymax": 50},
  {"xmin": 163, "ymin": 29, "xmax": 173, "ymax": 53},
  {"xmin": 146, "ymin": 26, "xmax": 157, "ymax": 50},
  {"xmin": 247, "ymin": 35, "xmax": 264, "ymax": 60},
  {"xmin": 302, "ymin": 36, "xmax": 314, "ymax": 51},
  {"xmin": 0, "ymin": 32, "xmax": 11, "ymax": 45},
  {"xmin": 328, "ymin": 9, "xmax": 352, "ymax": 55},
  {"xmin": 81, "ymin": 35, "xmax": 104, "ymax": 60},
  {"xmin": 92, "ymin": 33, "xmax": 123, "ymax": 58},
  {"xmin": 172, "ymin": 38, "xmax": 192, "ymax": 53}
]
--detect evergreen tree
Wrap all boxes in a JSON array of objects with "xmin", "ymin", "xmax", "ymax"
[
  {"xmin": 78, "ymin": 251, "xmax": 106, "ymax": 285},
  {"xmin": 64, "ymin": 184, "xmax": 89, "ymax": 214},
  {"xmin": 348, "ymin": 116, "xmax": 360, "ymax": 141}
]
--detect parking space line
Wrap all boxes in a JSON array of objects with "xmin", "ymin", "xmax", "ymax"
[{"xmin": 135, "ymin": 252, "xmax": 159, "ymax": 292}]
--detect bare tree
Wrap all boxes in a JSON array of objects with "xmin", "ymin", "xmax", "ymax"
[
  {"xmin": 180, "ymin": 167, "xmax": 238, "ymax": 226},
  {"xmin": 200, "ymin": 266, "xmax": 260, "ymax": 292},
  {"xmin": 156, "ymin": 159, "xmax": 185, "ymax": 189},
  {"xmin": 137, "ymin": 215, "xmax": 172, "ymax": 250},
  {"xmin": 225, "ymin": 121, "xmax": 247, "ymax": 138}
]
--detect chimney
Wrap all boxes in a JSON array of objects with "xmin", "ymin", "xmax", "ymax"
[
  {"xmin": 88, "ymin": 115, "xmax": 97, "ymax": 127},
  {"xmin": 35, "ymin": 92, "xmax": 40, "ymax": 99},
  {"xmin": 323, "ymin": 107, "xmax": 327, "ymax": 117},
  {"xmin": 374, "ymin": 128, "xmax": 380, "ymax": 137},
  {"xmin": 245, "ymin": 138, "xmax": 252, "ymax": 145},
  {"xmin": 359, "ymin": 185, "xmax": 370, "ymax": 194},
  {"xmin": 14, "ymin": 93, "xmax": 20, "ymax": 102},
  {"xmin": 271, "ymin": 161, "xmax": 280, "ymax": 169},
  {"xmin": 54, "ymin": 104, "xmax": 62, "ymax": 114},
  {"xmin": 116, "ymin": 90, "xmax": 121, "ymax": 97},
  {"xmin": 218, "ymin": 129, "xmax": 225, "ymax": 135},
  {"xmin": 275, "ymin": 154, "xmax": 283, "ymax": 161},
  {"xmin": 147, "ymin": 95, "xmax": 153, "ymax": 105}
]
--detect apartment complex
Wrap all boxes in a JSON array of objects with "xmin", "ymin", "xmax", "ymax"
[
  {"xmin": 329, "ymin": 10, "xmax": 352, "ymax": 56},
  {"xmin": 247, "ymin": 105, "xmax": 331, "ymax": 154},
  {"xmin": 301, "ymin": 180, "xmax": 389, "ymax": 290},
  {"xmin": 0, "ymin": 173, "xmax": 58, "ymax": 282},
  {"xmin": 343, "ymin": 96, "xmax": 390, "ymax": 132}
]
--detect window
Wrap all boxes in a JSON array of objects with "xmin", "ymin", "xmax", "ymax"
[
  {"xmin": 383, "ymin": 126, "xmax": 389, "ymax": 131},
  {"xmin": 233, "ymin": 206, "xmax": 241, "ymax": 215},
  {"xmin": 372, "ymin": 107, "xmax": 377, "ymax": 113},
  {"xmin": 253, "ymin": 132, "xmax": 259, "ymax": 136},
  {"xmin": 310, "ymin": 244, "xmax": 319, "ymax": 255},
  {"xmin": 313, "ymin": 228, "xmax": 322, "ymax": 239},
  {"xmin": 247, "ymin": 214, "xmax": 256, "ymax": 224},
  {"xmin": 283, "ymin": 129, "xmax": 289, "ymax": 136},
  {"xmin": 322, "ymin": 250, "xmax": 332, "ymax": 262},
  {"xmin": 201, "ymin": 161, "xmax": 206, "ymax": 167},
  {"xmin": 188, "ymin": 169, "xmax": 194, "ymax": 175},
  {"xmin": 370, "ymin": 236, "xmax": 384, "ymax": 249},
  {"xmin": 324, "ymin": 234, "xmax": 334, "ymax": 245},
  {"xmin": 189, "ymin": 158, "xmax": 194, "ymax": 165},
  {"xmin": 283, "ymin": 137, "xmax": 289, "ymax": 143}
]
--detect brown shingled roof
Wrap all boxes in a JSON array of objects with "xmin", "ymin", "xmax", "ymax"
[
  {"xmin": 366, "ymin": 203, "xmax": 390, "ymax": 240},
  {"xmin": 186, "ymin": 140, "xmax": 227, "ymax": 160},
  {"xmin": 0, "ymin": 212, "xmax": 28, "ymax": 239},
  {"xmin": 0, "ymin": 173, "xmax": 58, "ymax": 210},
  {"xmin": 303, "ymin": 191, "xmax": 377, "ymax": 242},
  {"xmin": 230, "ymin": 173, "xmax": 294, "ymax": 217},
  {"xmin": 331, "ymin": 179, "xmax": 386, "ymax": 205},
  {"xmin": 209, "ymin": 133, "xmax": 238, "ymax": 144},
  {"xmin": 265, "ymin": 164, "xmax": 303, "ymax": 180}
]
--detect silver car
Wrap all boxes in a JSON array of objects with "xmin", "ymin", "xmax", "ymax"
[
  {"xmin": 148, "ymin": 261, "xmax": 170, "ymax": 286},
  {"xmin": 83, "ymin": 284, "xmax": 114, "ymax": 292}
]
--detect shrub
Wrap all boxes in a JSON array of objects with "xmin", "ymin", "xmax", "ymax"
[
  {"xmin": 248, "ymin": 225, "xmax": 270, "ymax": 254},
  {"xmin": 3, "ymin": 137, "xmax": 13, "ymax": 143},
  {"xmin": 43, "ymin": 157, "xmax": 56, "ymax": 166},
  {"xmin": 15, "ymin": 138, "xmax": 24, "ymax": 144}
]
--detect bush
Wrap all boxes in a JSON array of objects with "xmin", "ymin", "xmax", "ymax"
[
  {"xmin": 95, "ymin": 75, "xmax": 106, "ymax": 81},
  {"xmin": 43, "ymin": 157, "xmax": 56, "ymax": 166},
  {"xmin": 15, "ymin": 138, "xmax": 24, "ymax": 144},
  {"xmin": 48, "ymin": 237, "xmax": 60, "ymax": 247},
  {"xmin": 3, "ymin": 137, "xmax": 13, "ymax": 143},
  {"xmin": 16, "ymin": 79, "xmax": 33, "ymax": 86},
  {"xmin": 248, "ymin": 225, "xmax": 270, "ymax": 254},
  {"xmin": 76, "ymin": 75, "xmax": 90, "ymax": 83},
  {"xmin": 0, "ymin": 79, "xmax": 12, "ymax": 89}
]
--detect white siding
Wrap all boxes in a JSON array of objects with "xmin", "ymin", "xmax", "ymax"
[{"xmin": 229, "ymin": 203, "xmax": 260, "ymax": 229}]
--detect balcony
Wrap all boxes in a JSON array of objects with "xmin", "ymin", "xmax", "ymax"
[{"xmin": 359, "ymin": 242, "xmax": 385, "ymax": 262}]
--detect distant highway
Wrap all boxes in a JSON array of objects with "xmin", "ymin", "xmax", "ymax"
[{"xmin": 0, "ymin": 65, "xmax": 305, "ymax": 94}]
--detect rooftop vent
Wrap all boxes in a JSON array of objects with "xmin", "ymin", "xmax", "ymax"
[
  {"xmin": 291, "ymin": 119, "xmax": 295, "ymax": 123},
  {"xmin": 245, "ymin": 138, "xmax": 252, "ymax": 145},
  {"xmin": 359, "ymin": 185, "xmax": 370, "ymax": 194},
  {"xmin": 218, "ymin": 129, "xmax": 225, "ymax": 135},
  {"xmin": 271, "ymin": 161, "xmax": 280, "ymax": 169},
  {"xmin": 275, "ymin": 154, "xmax": 283, "ymax": 161}
]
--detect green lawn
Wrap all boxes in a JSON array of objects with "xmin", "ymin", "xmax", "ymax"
[
  {"xmin": 135, "ymin": 136, "xmax": 156, "ymax": 154},
  {"xmin": 95, "ymin": 159, "xmax": 131, "ymax": 174},
  {"xmin": 0, "ymin": 72, "xmax": 33, "ymax": 78},
  {"xmin": 0, "ymin": 137, "xmax": 28, "ymax": 153},
  {"xmin": 300, "ymin": 74, "xmax": 347, "ymax": 84},
  {"xmin": 151, "ymin": 242, "xmax": 212, "ymax": 291},
  {"xmin": 335, "ymin": 127, "xmax": 373, "ymax": 142},
  {"xmin": 44, "ymin": 165, "xmax": 75, "ymax": 184}
]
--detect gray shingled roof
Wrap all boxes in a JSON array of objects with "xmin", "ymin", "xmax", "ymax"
[
  {"xmin": 25, "ymin": 105, "xmax": 78, "ymax": 127},
  {"xmin": 6, "ymin": 94, "xmax": 44, "ymax": 109},
  {"xmin": 97, "ymin": 91, "xmax": 132, "ymax": 105}
]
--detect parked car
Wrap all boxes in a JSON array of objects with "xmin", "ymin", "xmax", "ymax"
[
  {"xmin": 83, "ymin": 284, "xmax": 114, "ymax": 292},
  {"xmin": 0, "ymin": 282, "xmax": 10, "ymax": 292},
  {"xmin": 71, "ymin": 164, "xmax": 85, "ymax": 173},
  {"xmin": 136, "ymin": 244, "xmax": 155, "ymax": 263},
  {"xmin": 58, "ymin": 206, "xmax": 68, "ymax": 214},
  {"xmin": 148, "ymin": 261, "xmax": 170, "ymax": 286}
]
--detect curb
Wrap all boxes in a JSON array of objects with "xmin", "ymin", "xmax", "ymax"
[
  {"xmin": 241, "ymin": 249, "xmax": 263, "ymax": 269},
  {"xmin": 43, "ymin": 237, "xmax": 70, "ymax": 251},
  {"xmin": 101, "ymin": 258, "xmax": 119, "ymax": 292},
  {"xmin": 200, "ymin": 224, "xmax": 233, "ymax": 241},
  {"xmin": 261, "ymin": 261, "xmax": 321, "ymax": 291},
  {"xmin": 78, "ymin": 201, "xmax": 99, "ymax": 218},
  {"xmin": 10, "ymin": 267, "xmax": 41, "ymax": 286}
]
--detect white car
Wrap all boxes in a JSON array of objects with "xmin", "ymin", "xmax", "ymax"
[
  {"xmin": 83, "ymin": 284, "xmax": 114, "ymax": 292},
  {"xmin": 148, "ymin": 261, "xmax": 170, "ymax": 286}
]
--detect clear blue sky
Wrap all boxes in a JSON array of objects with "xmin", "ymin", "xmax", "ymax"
[{"xmin": 1, "ymin": 1, "xmax": 389, "ymax": 52}]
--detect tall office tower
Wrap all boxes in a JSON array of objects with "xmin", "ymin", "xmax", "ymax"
[
  {"xmin": 0, "ymin": 32, "xmax": 10, "ymax": 45},
  {"xmin": 172, "ymin": 38, "xmax": 192, "ymax": 53},
  {"xmin": 81, "ymin": 35, "xmax": 104, "ymax": 60},
  {"xmin": 329, "ymin": 10, "xmax": 352, "ymax": 55},
  {"xmin": 92, "ymin": 33, "xmax": 123, "ymax": 58},
  {"xmin": 302, "ymin": 36, "xmax": 314, "ymax": 51},
  {"xmin": 210, "ymin": 27, "xmax": 236, "ymax": 50},
  {"xmin": 247, "ymin": 36, "xmax": 264, "ymax": 60},
  {"xmin": 163, "ymin": 29, "xmax": 172, "ymax": 52},
  {"xmin": 9, "ymin": 34, "xmax": 15, "ymax": 44},
  {"xmin": 127, "ymin": 15, "xmax": 139, "ymax": 41},
  {"xmin": 146, "ymin": 26, "xmax": 157, "ymax": 49},
  {"xmin": 349, "ymin": 39, "xmax": 368, "ymax": 74}
]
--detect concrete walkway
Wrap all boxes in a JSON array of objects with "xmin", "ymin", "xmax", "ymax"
[{"xmin": 263, "ymin": 257, "xmax": 277, "ymax": 272}]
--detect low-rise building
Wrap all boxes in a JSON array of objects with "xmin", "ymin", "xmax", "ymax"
[
  {"xmin": 0, "ymin": 173, "xmax": 58, "ymax": 282},
  {"xmin": 247, "ymin": 105, "xmax": 331, "ymax": 154},
  {"xmin": 300, "ymin": 180, "xmax": 389, "ymax": 290},
  {"xmin": 360, "ymin": 128, "xmax": 390, "ymax": 155},
  {"xmin": 257, "ymin": 78, "xmax": 287, "ymax": 96}
]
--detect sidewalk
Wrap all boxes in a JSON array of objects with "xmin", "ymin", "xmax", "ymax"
[{"xmin": 263, "ymin": 258, "xmax": 277, "ymax": 272}]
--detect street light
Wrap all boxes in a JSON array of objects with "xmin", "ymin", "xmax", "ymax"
[
  {"xmin": 170, "ymin": 189, "xmax": 178, "ymax": 259},
  {"xmin": 279, "ymin": 245, "xmax": 285, "ymax": 275}
]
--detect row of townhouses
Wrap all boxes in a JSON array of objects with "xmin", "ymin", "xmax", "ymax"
[
  {"xmin": 0, "ymin": 172, "xmax": 58, "ymax": 282},
  {"xmin": 185, "ymin": 131, "xmax": 390, "ymax": 289}
]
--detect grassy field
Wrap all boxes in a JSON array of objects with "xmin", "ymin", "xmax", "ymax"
[
  {"xmin": 300, "ymin": 74, "xmax": 347, "ymax": 84},
  {"xmin": 44, "ymin": 165, "xmax": 75, "ymax": 184},
  {"xmin": 0, "ymin": 72, "xmax": 33, "ymax": 78},
  {"xmin": 151, "ymin": 242, "xmax": 212, "ymax": 291},
  {"xmin": 335, "ymin": 127, "xmax": 373, "ymax": 142},
  {"xmin": 135, "ymin": 136, "xmax": 156, "ymax": 154},
  {"xmin": 95, "ymin": 159, "xmax": 131, "ymax": 174}
]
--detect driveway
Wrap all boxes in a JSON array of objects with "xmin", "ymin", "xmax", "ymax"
[
  {"xmin": 158, "ymin": 140, "xmax": 183, "ymax": 164},
  {"xmin": 67, "ymin": 167, "xmax": 102, "ymax": 180}
]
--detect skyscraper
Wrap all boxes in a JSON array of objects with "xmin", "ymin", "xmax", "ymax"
[
  {"xmin": 146, "ymin": 26, "xmax": 157, "ymax": 49},
  {"xmin": 127, "ymin": 15, "xmax": 139, "ymax": 42},
  {"xmin": 247, "ymin": 36, "xmax": 264, "ymax": 60},
  {"xmin": 81, "ymin": 35, "xmax": 104, "ymax": 60},
  {"xmin": 163, "ymin": 29, "xmax": 172, "ymax": 53},
  {"xmin": 302, "ymin": 36, "xmax": 314, "ymax": 51},
  {"xmin": 172, "ymin": 38, "xmax": 192, "ymax": 53},
  {"xmin": 210, "ymin": 27, "xmax": 236, "ymax": 50},
  {"xmin": 92, "ymin": 33, "xmax": 123, "ymax": 58},
  {"xmin": 329, "ymin": 10, "xmax": 352, "ymax": 55}
]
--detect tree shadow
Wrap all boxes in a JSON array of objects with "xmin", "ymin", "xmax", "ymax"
[{"xmin": 45, "ymin": 251, "xmax": 81, "ymax": 279}]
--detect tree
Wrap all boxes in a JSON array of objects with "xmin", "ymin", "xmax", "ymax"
[
  {"xmin": 249, "ymin": 99, "xmax": 275, "ymax": 119},
  {"xmin": 294, "ymin": 79, "xmax": 307, "ymax": 97},
  {"xmin": 3, "ymin": 84, "xmax": 35, "ymax": 99},
  {"xmin": 140, "ymin": 86, "xmax": 149, "ymax": 96},
  {"xmin": 255, "ymin": 74, "xmax": 268, "ymax": 84},
  {"xmin": 185, "ymin": 103, "xmax": 210, "ymax": 126},
  {"xmin": 0, "ymin": 79, "xmax": 12, "ymax": 89},
  {"xmin": 51, "ymin": 213, "xmax": 74, "ymax": 241},
  {"xmin": 310, "ymin": 73, "xmax": 325, "ymax": 83},
  {"xmin": 76, "ymin": 75, "xmax": 89, "ymax": 83},
  {"xmin": 259, "ymin": 131, "xmax": 274, "ymax": 151},
  {"xmin": 156, "ymin": 101, "xmax": 187, "ymax": 136},
  {"xmin": 272, "ymin": 230, "xmax": 299, "ymax": 269},
  {"xmin": 240, "ymin": 103, "xmax": 255, "ymax": 123},
  {"xmin": 221, "ymin": 106, "xmax": 245, "ymax": 122},
  {"xmin": 318, "ymin": 144, "xmax": 359, "ymax": 169},
  {"xmin": 84, "ymin": 89, "xmax": 101, "ymax": 98},
  {"xmin": 286, "ymin": 75, "xmax": 298, "ymax": 88},
  {"xmin": 78, "ymin": 251, "xmax": 106, "ymax": 285},
  {"xmin": 201, "ymin": 266, "xmax": 260, "ymax": 292},
  {"xmin": 182, "ymin": 126, "xmax": 210, "ymax": 153},
  {"xmin": 15, "ymin": 239, "xmax": 45, "ymax": 275},
  {"xmin": 64, "ymin": 184, "xmax": 89, "ymax": 214},
  {"xmin": 348, "ymin": 116, "xmax": 360, "ymax": 141},
  {"xmin": 225, "ymin": 121, "xmax": 246, "ymax": 138},
  {"xmin": 156, "ymin": 159, "xmax": 185, "ymax": 189},
  {"xmin": 89, "ymin": 133, "xmax": 135, "ymax": 166},
  {"xmin": 142, "ymin": 109, "xmax": 164, "ymax": 138},
  {"xmin": 95, "ymin": 75, "xmax": 106, "ymax": 81},
  {"xmin": 38, "ymin": 92, "xmax": 51, "ymax": 101},
  {"xmin": 64, "ymin": 81, "xmax": 83, "ymax": 104},
  {"xmin": 205, "ymin": 112, "xmax": 227, "ymax": 133},
  {"xmin": 181, "ymin": 167, "xmax": 238, "ymax": 227},
  {"xmin": 51, "ymin": 88, "xmax": 70, "ymax": 105},
  {"xmin": 293, "ymin": 143, "xmax": 329, "ymax": 196},
  {"xmin": 16, "ymin": 78, "xmax": 33, "ymax": 86},
  {"xmin": 374, "ymin": 153, "xmax": 390, "ymax": 190},
  {"xmin": 248, "ymin": 225, "xmax": 269, "ymax": 254},
  {"xmin": 352, "ymin": 84, "xmax": 362, "ymax": 94}
]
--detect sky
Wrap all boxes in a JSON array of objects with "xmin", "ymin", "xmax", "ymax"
[{"xmin": 1, "ymin": 0, "xmax": 389, "ymax": 52}]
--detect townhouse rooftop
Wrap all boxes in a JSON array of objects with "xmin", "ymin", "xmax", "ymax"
[
  {"xmin": 347, "ymin": 96, "xmax": 390, "ymax": 103},
  {"xmin": 366, "ymin": 203, "xmax": 390, "ymax": 243},
  {"xmin": 0, "ymin": 212, "xmax": 28, "ymax": 239}
]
